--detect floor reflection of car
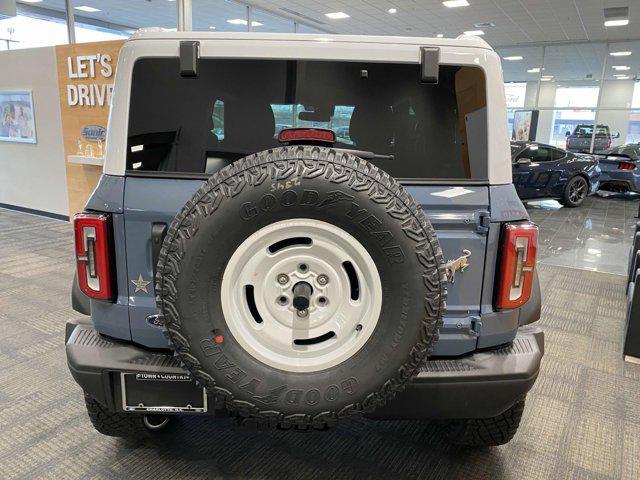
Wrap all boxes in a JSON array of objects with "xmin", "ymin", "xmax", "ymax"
[
  {"xmin": 596, "ymin": 143, "xmax": 640, "ymax": 193},
  {"xmin": 511, "ymin": 141, "xmax": 601, "ymax": 207}
]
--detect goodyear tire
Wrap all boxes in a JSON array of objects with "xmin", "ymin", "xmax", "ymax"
[{"xmin": 156, "ymin": 146, "xmax": 446, "ymax": 429}]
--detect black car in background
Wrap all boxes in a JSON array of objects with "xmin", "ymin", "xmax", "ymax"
[
  {"xmin": 595, "ymin": 143, "xmax": 640, "ymax": 193},
  {"xmin": 511, "ymin": 141, "xmax": 601, "ymax": 207}
]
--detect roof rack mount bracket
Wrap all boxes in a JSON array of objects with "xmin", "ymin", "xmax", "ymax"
[
  {"xmin": 420, "ymin": 46, "xmax": 440, "ymax": 84},
  {"xmin": 180, "ymin": 41, "xmax": 200, "ymax": 77}
]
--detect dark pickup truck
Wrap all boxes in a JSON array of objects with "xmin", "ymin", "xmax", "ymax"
[{"xmin": 565, "ymin": 124, "xmax": 619, "ymax": 153}]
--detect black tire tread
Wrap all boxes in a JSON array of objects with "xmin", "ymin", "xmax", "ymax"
[
  {"xmin": 445, "ymin": 398, "xmax": 526, "ymax": 446},
  {"xmin": 84, "ymin": 393, "xmax": 146, "ymax": 438},
  {"xmin": 155, "ymin": 146, "xmax": 447, "ymax": 429}
]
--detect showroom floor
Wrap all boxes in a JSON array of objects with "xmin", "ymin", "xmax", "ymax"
[
  {"xmin": 1, "ymin": 197, "xmax": 639, "ymax": 480},
  {"xmin": 527, "ymin": 192, "xmax": 639, "ymax": 275}
]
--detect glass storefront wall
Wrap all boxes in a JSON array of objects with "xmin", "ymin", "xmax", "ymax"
[
  {"xmin": 1, "ymin": 1, "xmax": 326, "ymax": 49},
  {"xmin": 500, "ymin": 40, "xmax": 640, "ymax": 154}
]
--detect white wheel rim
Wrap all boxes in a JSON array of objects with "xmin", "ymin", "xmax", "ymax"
[{"xmin": 221, "ymin": 219, "xmax": 382, "ymax": 373}]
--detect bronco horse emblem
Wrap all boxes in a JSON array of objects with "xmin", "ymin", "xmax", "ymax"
[{"xmin": 444, "ymin": 249, "xmax": 471, "ymax": 283}]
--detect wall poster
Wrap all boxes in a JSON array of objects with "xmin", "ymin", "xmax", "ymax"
[{"xmin": 0, "ymin": 90, "xmax": 36, "ymax": 143}]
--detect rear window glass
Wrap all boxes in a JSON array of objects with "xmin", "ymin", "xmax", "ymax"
[{"xmin": 126, "ymin": 58, "xmax": 487, "ymax": 180}]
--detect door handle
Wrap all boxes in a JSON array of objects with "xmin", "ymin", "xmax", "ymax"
[{"xmin": 151, "ymin": 223, "xmax": 168, "ymax": 280}]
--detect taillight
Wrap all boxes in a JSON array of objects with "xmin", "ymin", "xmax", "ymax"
[
  {"xmin": 278, "ymin": 128, "xmax": 336, "ymax": 144},
  {"xmin": 74, "ymin": 213, "xmax": 114, "ymax": 300},
  {"xmin": 619, "ymin": 162, "xmax": 635, "ymax": 170},
  {"xmin": 496, "ymin": 222, "xmax": 538, "ymax": 310}
]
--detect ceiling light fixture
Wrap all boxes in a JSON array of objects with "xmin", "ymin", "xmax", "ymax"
[
  {"xmin": 436, "ymin": 34, "xmax": 444, "ymax": 38},
  {"xmin": 503, "ymin": 56, "xmax": 523, "ymax": 61},
  {"xmin": 209, "ymin": 26, "xmax": 216, "ymax": 30},
  {"xmin": 325, "ymin": 12, "xmax": 350, "ymax": 19},
  {"xmin": 613, "ymin": 65, "xmax": 631, "ymax": 70},
  {"xmin": 74, "ymin": 5, "xmax": 100, "ymax": 12},
  {"xmin": 226, "ymin": 19, "xmax": 264, "ymax": 26},
  {"xmin": 527, "ymin": 67, "xmax": 541, "ymax": 73},
  {"xmin": 388, "ymin": 8, "xmax": 397, "ymax": 14},
  {"xmin": 615, "ymin": 75, "xmax": 631, "ymax": 80},
  {"xmin": 464, "ymin": 30, "xmax": 484, "ymax": 36},
  {"xmin": 443, "ymin": 0, "xmax": 469, "ymax": 7},
  {"xmin": 604, "ymin": 19, "xmax": 629, "ymax": 27},
  {"xmin": 20, "ymin": 0, "xmax": 43, "ymax": 3},
  {"xmin": 610, "ymin": 51, "xmax": 632, "ymax": 56}
]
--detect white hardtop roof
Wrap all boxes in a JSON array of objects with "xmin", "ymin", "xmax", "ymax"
[{"xmin": 129, "ymin": 29, "xmax": 494, "ymax": 51}]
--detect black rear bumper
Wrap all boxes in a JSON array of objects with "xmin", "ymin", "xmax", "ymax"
[{"xmin": 66, "ymin": 321, "xmax": 543, "ymax": 420}]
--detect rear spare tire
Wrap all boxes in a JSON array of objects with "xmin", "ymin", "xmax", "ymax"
[{"xmin": 156, "ymin": 146, "xmax": 446, "ymax": 428}]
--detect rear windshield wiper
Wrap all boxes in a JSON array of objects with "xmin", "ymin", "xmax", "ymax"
[{"xmin": 335, "ymin": 148, "xmax": 395, "ymax": 161}]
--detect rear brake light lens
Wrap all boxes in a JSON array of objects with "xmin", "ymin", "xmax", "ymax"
[
  {"xmin": 619, "ymin": 162, "xmax": 635, "ymax": 170},
  {"xmin": 74, "ymin": 213, "xmax": 114, "ymax": 301},
  {"xmin": 278, "ymin": 128, "xmax": 336, "ymax": 144},
  {"xmin": 496, "ymin": 222, "xmax": 538, "ymax": 310}
]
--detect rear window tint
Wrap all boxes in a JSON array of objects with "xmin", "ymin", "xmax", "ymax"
[{"xmin": 127, "ymin": 58, "xmax": 487, "ymax": 180}]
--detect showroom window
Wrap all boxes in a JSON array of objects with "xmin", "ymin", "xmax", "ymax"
[
  {"xmin": 71, "ymin": 0, "xmax": 175, "ymax": 39},
  {"xmin": 252, "ymin": 8, "xmax": 295, "ymax": 33},
  {"xmin": 192, "ymin": 0, "xmax": 248, "ymax": 32},
  {"xmin": 0, "ymin": 13, "xmax": 68, "ymax": 50},
  {"xmin": 501, "ymin": 40, "xmax": 640, "ymax": 152}
]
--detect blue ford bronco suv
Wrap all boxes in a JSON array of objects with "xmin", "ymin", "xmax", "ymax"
[{"xmin": 66, "ymin": 30, "xmax": 544, "ymax": 446}]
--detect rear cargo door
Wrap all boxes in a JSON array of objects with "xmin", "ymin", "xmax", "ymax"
[
  {"xmin": 405, "ymin": 185, "xmax": 489, "ymax": 355},
  {"xmin": 123, "ymin": 176, "xmax": 204, "ymax": 347}
]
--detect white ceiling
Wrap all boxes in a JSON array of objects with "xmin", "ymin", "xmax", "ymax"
[
  {"xmin": 17, "ymin": 0, "xmax": 640, "ymax": 45},
  {"xmin": 249, "ymin": 0, "xmax": 640, "ymax": 45},
  {"xmin": 15, "ymin": 0, "xmax": 640, "ymax": 82}
]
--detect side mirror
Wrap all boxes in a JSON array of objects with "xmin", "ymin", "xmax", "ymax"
[
  {"xmin": 565, "ymin": 131, "xmax": 571, "ymax": 136},
  {"xmin": 613, "ymin": 131, "xmax": 620, "ymax": 139},
  {"xmin": 516, "ymin": 158, "xmax": 532, "ymax": 166}
]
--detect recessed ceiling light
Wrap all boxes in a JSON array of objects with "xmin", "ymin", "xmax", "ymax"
[
  {"xmin": 436, "ymin": 34, "xmax": 444, "ymax": 38},
  {"xmin": 474, "ymin": 22, "xmax": 495, "ymax": 28},
  {"xmin": 388, "ymin": 8, "xmax": 397, "ymax": 14},
  {"xmin": 325, "ymin": 12, "xmax": 350, "ymax": 19},
  {"xmin": 613, "ymin": 65, "xmax": 631, "ymax": 70},
  {"xmin": 443, "ymin": 0, "xmax": 469, "ymax": 7},
  {"xmin": 540, "ymin": 78, "xmax": 552, "ymax": 82},
  {"xmin": 503, "ymin": 56, "xmax": 523, "ymax": 61},
  {"xmin": 20, "ymin": 0, "xmax": 43, "ymax": 3},
  {"xmin": 615, "ymin": 75, "xmax": 631, "ymax": 80},
  {"xmin": 610, "ymin": 51, "xmax": 632, "ymax": 56},
  {"xmin": 74, "ymin": 5, "xmax": 100, "ymax": 12},
  {"xmin": 604, "ymin": 19, "xmax": 629, "ymax": 27},
  {"xmin": 209, "ymin": 26, "xmax": 216, "ymax": 30},
  {"xmin": 226, "ymin": 19, "xmax": 263, "ymax": 26},
  {"xmin": 464, "ymin": 30, "xmax": 484, "ymax": 36},
  {"xmin": 527, "ymin": 67, "xmax": 541, "ymax": 73}
]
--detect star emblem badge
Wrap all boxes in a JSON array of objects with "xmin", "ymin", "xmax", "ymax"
[{"xmin": 131, "ymin": 274, "xmax": 151, "ymax": 293}]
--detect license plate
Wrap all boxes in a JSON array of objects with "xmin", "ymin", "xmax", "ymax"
[{"xmin": 120, "ymin": 372, "xmax": 207, "ymax": 413}]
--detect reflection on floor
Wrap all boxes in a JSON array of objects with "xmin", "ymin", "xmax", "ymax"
[{"xmin": 526, "ymin": 192, "xmax": 640, "ymax": 276}]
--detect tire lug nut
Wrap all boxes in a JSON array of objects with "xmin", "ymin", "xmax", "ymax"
[
  {"xmin": 297, "ymin": 309, "xmax": 308, "ymax": 318},
  {"xmin": 277, "ymin": 274, "xmax": 289, "ymax": 285},
  {"xmin": 317, "ymin": 274, "xmax": 329, "ymax": 286}
]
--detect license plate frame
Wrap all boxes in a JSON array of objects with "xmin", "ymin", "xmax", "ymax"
[{"xmin": 120, "ymin": 372, "xmax": 207, "ymax": 413}]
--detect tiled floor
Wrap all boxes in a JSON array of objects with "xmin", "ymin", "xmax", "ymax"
[
  {"xmin": 527, "ymin": 192, "xmax": 640, "ymax": 275},
  {"xmin": 1, "ymin": 206, "xmax": 640, "ymax": 479}
]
